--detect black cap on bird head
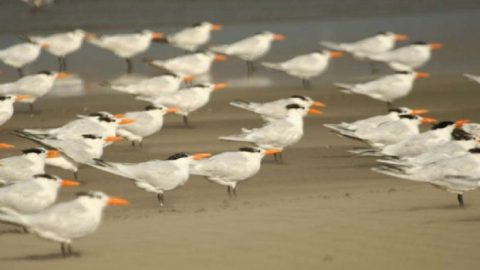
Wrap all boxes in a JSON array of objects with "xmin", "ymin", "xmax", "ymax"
[
  {"xmin": 239, "ymin": 147, "xmax": 261, "ymax": 153},
  {"xmin": 451, "ymin": 128, "xmax": 475, "ymax": 141},
  {"xmin": 22, "ymin": 148, "xmax": 46, "ymax": 155},
  {"xmin": 285, "ymin": 104, "xmax": 305, "ymax": 110},
  {"xmin": 167, "ymin": 152, "xmax": 190, "ymax": 160},
  {"xmin": 431, "ymin": 121, "xmax": 454, "ymax": 130}
]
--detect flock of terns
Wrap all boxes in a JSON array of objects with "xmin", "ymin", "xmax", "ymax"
[{"xmin": 0, "ymin": 18, "xmax": 479, "ymax": 258}]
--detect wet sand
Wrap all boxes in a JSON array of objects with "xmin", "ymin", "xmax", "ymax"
[
  {"xmin": 1, "ymin": 1, "xmax": 480, "ymax": 269},
  {"xmin": 0, "ymin": 74, "xmax": 480, "ymax": 269}
]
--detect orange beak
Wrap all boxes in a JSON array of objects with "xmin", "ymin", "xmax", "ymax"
[
  {"xmin": 151, "ymin": 32, "xmax": 164, "ymax": 41},
  {"xmin": 312, "ymin": 101, "xmax": 326, "ymax": 108},
  {"xmin": 61, "ymin": 179, "xmax": 80, "ymax": 187},
  {"xmin": 394, "ymin": 34, "xmax": 408, "ymax": 41},
  {"xmin": 0, "ymin": 143, "xmax": 14, "ymax": 149},
  {"xmin": 113, "ymin": 114, "xmax": 125, "ymax": 119},
  {"xmin": 105, "ymin": 136, "xmax": 123, "ymax": 142},
  {"xmin": 410, "ymin": 109, "xmax": 429, "ymax": 115},
  {"xmin": 107, "ymin": 197, "xmax": 129, "ymax": 206},
  {"xmin": 308, "ymin": 108, "xmax": 322, "ymax": 115},
  {"xmin": 273, "ymin": 34, "xmax": 286, "ymax": 41},
  {"xmin": 56, "ymin": 72, "xmax": 70, "ymax": 79},
  {"xmin": 416, "ymin": 72, "xmax": 429, "ymax": 79},
  {"xmin": 430, "ymin": 43, "xmax": 443, "ymax": 50},
  {"xmin": 330, "ymin": 51, "xmax": 343, "ymax": 59},
  {"xmin": 455, "ymin": 119, "xmax": 470, "ymax": 128},
  {"xmin": 264, "ymin": 149, "xmax": 282, "ymax": 155},
  {"xmin": 41, "ymin": 44, "xmax": 49, "ymax": 49},
  {"xmin": 213, "ymin": 83, "xmax": 228, "ymax": 91},
  {"xmin": 119, "ymin": 118, "xmax": 136, "ymax": 125},
  {"xmin": 166, "ymin": 107, "xmax": 179, "ymax": 113},
  {"xmin": 15, "ymin": 95, "xmax": 30, "ymax": 101},
  {"xmin": 183, "ymin": 75, "xmax": 194, "ymax": 82},
  {"xmin": 421, "ymin": 117, "xmax": 438, "ymax": 124},
  {"xmin": 192, "ymin": 153, "xmax": 212, "ymax": 160},
  {"xmin": 214, "ymin": 54, "xmax": 227, "ymax": 61},
  {"xmin": 211, "ymin": 24, "xmax": 222, "ymax": 31},
  {"xmin": 47, "ymin": 150, "xmax": 60, "ymax": 158}
]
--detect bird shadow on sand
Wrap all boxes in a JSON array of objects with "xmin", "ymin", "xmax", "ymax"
[
  {"xmin": 0, "ymin": 228, "xmax": 26, "ymax": 235},
  {"xmin": 372, "ymin": 204, "xmax": 462, "ymax": 214},
  {"xmin": 2, "ymin": 252, "xmax": 82, "ymax": 261}
]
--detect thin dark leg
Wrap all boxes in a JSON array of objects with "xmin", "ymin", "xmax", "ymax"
[
  {"xmin": 131, "ymin": 141, "xmax": 136, "ymax": 148},
  {"xmin": 63, "ymin": 57, "xmax": 68, "ymax": 71},
  {"xmin": 302, "ymin": 79, "xmax": 311, "ymax": 89},
  {"xmin": 227, "ymin": 186, "xmax": 232, "ymax": 198},
  {"xmin": 157, "ymin": 193, "xmax": 164, "ymax": 207},
  {"xmin": 126, "ymin": 58, "xmax": 133, "ymax": 73},
  {"xmin": 58, "ymin": 57, "xmax": 63, "ymax": 72},
  {"xmin": 183, "ymin": 115, "xmax": 189, "ymax": 127},
  {"xmin": 17, "ymin": 68, "xmax": 24, "ymax": 77},
  {"xmin": 29, "ymin": 103, "xmax": 34, "ymax": 114},
  {"xmin": 73, "ymin": 171, "xmax": 78, "ymax": 180},
  {"xmin": 273, "ymin": 153, "xmax": 280, "ymax": 163},
  {"xmin": 457, "ymin": 194, "xmax": 464, "ymax": 207},
  {"xmin": 67, "ymin": 244, "xmax": 72, "ymax": 255},
  {"xmin": 246, "ymin": 61, "xmax": 255, "ymax": 76},
  {"xmin": 61, "ymin": 243, "xmax": 67, "ymax": 257}
]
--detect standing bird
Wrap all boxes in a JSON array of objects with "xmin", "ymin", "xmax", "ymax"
[
  {"xmin": 324, "ymin": 107, "xmax": 428, "ymax": 133},
  {"xmin": 145, "ymin": 51, "xmax": 226, "ymax": 77},
  {"xmin": 367, "ymin": 41, "xmax": 443, "ymax": 71},
  {"xmin": 220, "ymin": 104, "xmax": 321, "ymax": 161},
  {"xmin": 0, "ymin": 191, "xmax": 128, "ymax": 256},
  {"xmin": 335, "ymin": 70, "xmax": 429, "ymax": 108},
  {"xmin": 320, "ymin": 32, "xmax": 408, "ymax": 59},
  {"xmin": 137, "ymin": 83, "xmax": 228, "ymax": 127},
  {"xmin": 373, "ymin": 120, "xmax": 469, "ymax": 158},
  {"xmin": 102, "ymin": 73, "xmax": 193, "ymax": 98},
  {"xmin": 191, "ymin": 147, "xmax": 280, "ymax": 197},
  {"xmin": 0, "ymin": 95, "xmax": 29, "ymax": 127},
  {"xmin": 0, "ymin": 41, "xmax": 47, "ymax": 77},
  {"xmin": 116, "ymin": 106, "xmax": 178, "ymax": 147},
  {"xmin": 0, "ymin": 174, "xmax": 79, "ymax": 214},
  {"xmin": 230, "ymin": 95, "xmax": 325, "ymax": 122},
  {"xmin": 262, "ymin": 50, "xmax": 343, "ymax": 88},
  {"xmin": 91, "ymin": 152, "xmax": 211, "ymax": 206},
  {"xmin": 159, "ymin": 22, "xmax": 222, "ymax": 52},
  {"xmin": 339, "ymin": 115, "xmax": 437, "ymax": 149},
  {"xmin": 0, "ymin": 147, "xmax": 60, "ymax": 184},
  {"xmin": 210, "ymin": 31, "xmax": 286, "ymax": 75},
  {"xmin": 0, "ymin": 71, "xmax": 70, "ymax": 113},
  {"xmin": 30, "ymin": 29, "xmax": 91, "ymax": 71},
  {"xmin": 87, "ymin": 30, "xmax": 164, "ymax": 73},
  {"xmin": 373, "ymin": 148, "xmax": 480, "ymax": 207}
]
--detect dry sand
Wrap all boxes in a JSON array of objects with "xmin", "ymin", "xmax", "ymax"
[{"xmin": 0, "ymin": 74, "xmax": 480, "ymax": 269}]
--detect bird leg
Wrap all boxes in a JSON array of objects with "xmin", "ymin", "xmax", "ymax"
[
  {"xmin": 183, "ymin": 115, "xmax": 189, "ymax": 127},
  {"xmin": 29, "ymin": 103, "xmax": 34, "ymax": 114},
  {"xmin": 73, "ymin": 171, "xmax": 78, "ymax": 180},
  {"xmin": 61, "ymin": 242, "xmax": 68, "ymax": 257},
  {"xmin": 62, "ymin": 57, "xmax": 68, "ymax": 71},
  {"xmin": 17, "ymin": 68, "xmax": 24, "ymax": 78},
  {"xmin": 227, "ymin": 186, "xmax": 232, "ymax": 198},
  {"xmin": 131, "ymin": 141, "xmax": 136, "ymax": 148},
  {"xmin": 457, "ymin": 194, "xmax": 464, "ymax": 207},
  {"xmin": 58, "ymin": 57, "xmax": 63, "ymax": 72},
  {"xmin": 246, "ymin": 61, "xmax": 255, "ymax": 76},
  {"xmin": 302, "ymin": 79, "xmax": 311, "ymax": 89},
  {"xmin": 157, "ymin": 193, "xmax": 165, "ymax": 207},
  {"xmin": 126, "ymin": 58, "xmax": 133, "ymax": 73}
]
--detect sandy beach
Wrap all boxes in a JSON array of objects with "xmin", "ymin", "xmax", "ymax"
[{"xmin": 1, "ymin": 1, "xmax": 480, "ymax": 269}]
